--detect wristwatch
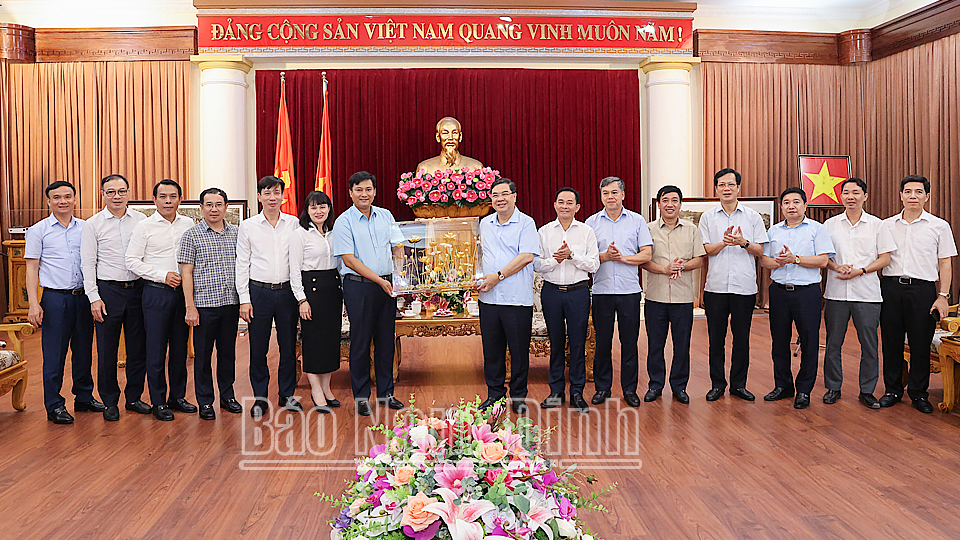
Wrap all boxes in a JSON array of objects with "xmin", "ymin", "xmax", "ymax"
[
  {"xmin": 795, "ymin": 255, "xmax": 801, "ymax": 265},
  {"xmin": 860, "ymin": 268, "xmax": 867, "ymax": 275},
  {"xmin": 741, "ymin": 242, "xmax": 750, "ymax": 249},
  {"xmin": 939, "ymin": 292, "xmax": 950, "ymax": 298},
  {"xmin": 497, "ymin": 271, "xmax": 505, "ymax": 281}
]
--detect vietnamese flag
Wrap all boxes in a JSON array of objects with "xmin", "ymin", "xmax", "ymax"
[
  {"xmin": 275, "ymin": 75, "xmax": 298, "ymax": 216},
  {"xmin": 799, "ymin": 155, "xmax": 849, "ymax": 205},
  {"xmin": 315, "ymin": 73, "xmax": 333, "ymax": 202}
]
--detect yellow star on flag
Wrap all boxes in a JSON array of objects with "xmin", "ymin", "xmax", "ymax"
[{"xmin": 804, "ymin": 162, "xmax": 844, "ymax": 203}]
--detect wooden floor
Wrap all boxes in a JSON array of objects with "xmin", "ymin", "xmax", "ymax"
[{"xmin": 2, "ymin": 313, "xmax": 959, "ymax": 539}]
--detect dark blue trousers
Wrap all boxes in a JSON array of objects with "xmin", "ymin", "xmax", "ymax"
[
  {"xmin": 40, "ymin": 290, "xmax": 94, "ymax": 412},
  {"xmin": 703, "ymin": 291, "xmax": 756, "ymax": 391},
  {"xmin": 540, "ymin": 283, "xmax": 589, "ymax": 395},
  {"xmin": 248, "ymin": 284, "xmax": 299, "ymax": 400},
  {"xmin": 768, "ymin": 283, "xmax": 822, "ymax": 394},
  {"xmin": 880, "ymin": 277, "xmax": 937, "ymax": 400},
  {"xmin": 644, "ymin": 300, "xmax": 693, "ymax": 393},
  {"xmin": 479, "ymin": 301, "xmax": 532, "ymax": 401},
  {"xmin": 591, "ymin": 293, "xmax": 641, "ymax": 394},
  {"xmin": 95, "ymin": 280, "xmax": 147, "ymax": 407},
  {"xmin": 342, "ymin": 278, "xmax": 396, "ymax": 400},
  {"xmin": 193, "ymin": 304, "xmax": 239, "ymax": 407},
  {"xmin": 142, "ymin": 284, "xmax": 188, "ymax": 406}
]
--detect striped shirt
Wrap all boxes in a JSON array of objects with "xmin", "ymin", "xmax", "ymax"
[{"xmin": 178, "ymin": 221, "xmax": 240, "ymax": 308}]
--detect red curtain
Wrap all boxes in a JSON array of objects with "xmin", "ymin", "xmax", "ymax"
[{"xmin": 255, "ymin": 68, "xmax": 641, "ymax": 225}]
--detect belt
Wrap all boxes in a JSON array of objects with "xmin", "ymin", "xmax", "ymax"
[
  {"xmin": 773, "ymin": 282, "xmax": 816, "ymax": 292},
  {"xmin": 250, "ymin": 279, "xmax": 291, "ymax": 290},
  {"xmin": 544, "ymin": 280, "xmax": 589, "ymax": 292},
  {"xmin": 44, "ymin": 287, "xmax": 85, "ymax": 296},
  {"xmin": 98, "ymin": 279, "xmax": 141, "ymax": 289},
  {"xmin": 885, "ymin": 276, "xmax": 934, "ymax": 286},
  {"xmin": 144, "ymin": 281, "xmax": 180, "ymax": 291},
  {"xmin": 344, "ymin": 273, "xmax": 392, "ymax": 284}
]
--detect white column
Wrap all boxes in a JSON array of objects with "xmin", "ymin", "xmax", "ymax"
[
  {"xmin": 190, "ymin": 55, "xmax": 253, "ymax": 203},
  {"xmin": 640, "ymin": 56, "xmax": 701, "ymax": 203}
]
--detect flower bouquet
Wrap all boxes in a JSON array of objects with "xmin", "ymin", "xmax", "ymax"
[
  {"xmin": 397, "ymin": 168, "xmax": 500, "ymax": 218},
  {"xmin": 323, "ymin": 398, "xmax": 611, "ymax": 540}
]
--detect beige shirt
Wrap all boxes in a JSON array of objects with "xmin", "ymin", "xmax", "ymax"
[{"xmin": 644, "ymin": 218, "xmax": 706, "ymax": 304}]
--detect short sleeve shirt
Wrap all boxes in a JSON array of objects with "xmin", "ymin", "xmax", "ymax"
[
  {"xmin": 698, "ymin": 204, "xmax": 769, "ymax": 295},
  {"xmin": 479, "ymin": 209, "xmax": 540, "ymax": 306},
  {"xmin": 584, "ymin": 208, "xmax": 653, "ymax": 295},
  {"xmin": 823, "ymin": 212, "xmax": 896, "ymax": 302},
  {"xmin": 178, "ymin": 221, "xmax": 240, "ymax": 308},
  {"xmin": 644, "ymin": 218, "xmax": 706, "ymax": 304},
  {"xmin": 765, "ymin": 217, "xmax": 836, "ymax": 286}
]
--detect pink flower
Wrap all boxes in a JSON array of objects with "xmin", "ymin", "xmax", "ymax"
[
  {"xmin": 429, "ymin": 191, "xmax": 442, "ymax": 203},
  {"xmin": 471, "ymin": 424, "xmax": 497, "ymax": 443},
  {"xmin": 402, "ymin": 172, "xmax": 413, "ymax": 180},
  {"xmin": 451, "ymin": 173, "xmax": 464, "ymax": 182},
  {"xmin": 423, "ymin": 487, "xmax": 497, "ymax": 540},
  {"xmin": 407, "ymin": 197, "xmax": 417, "ymax": 205},
  {"xmin": 475, "ymin": 181, "xmax": 486, "ymax": 190},
  {"xmin": 478, "ymin": 191, "xmax": 488, "ymax": 199},
  {"xmin": 465, "ymin": 190, "xmax": 478, "ymax": 202},
  {"xmin": 441, "ymin": 195, "xmax": 449, "ymax": 202},
  {"xmin": 433, "ymin": 458, "xmax": 478, "ymax": 495},
  {"xmin": 453, "ymin": 190, "xmax": 463, "ymax": 200},
  {"xmin": 446, "ymin": 182, "xmax": 456, "ymax": 191},
  {"xmin": 432, "ymin": 179, "xmax": 440, "ymax": 186},
  {"xmin": 415, "ymin": 190, "xmax": 423, "ymax": 198}
]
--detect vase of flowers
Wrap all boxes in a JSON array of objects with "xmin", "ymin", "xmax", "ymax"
[
  {"xmin": 322, "ymin": 397, "xmax": 611, "ymax": 540},
  {"xmin": 397, "ymin": 167, "xmax": 499, "ymax": 218}
]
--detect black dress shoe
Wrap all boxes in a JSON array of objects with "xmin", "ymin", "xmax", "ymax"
[
  {"xmin": 74, "ymin": 399, "xmax": 107, "ymax": 413},
  {"xmin": 879, "ymin": 393, "xmax": 901, "ymax": 407},
  {"xmin": 103, "ymin": 406, "xmax": 120, "ymax": 422},
  {"xmin": 764, "ymin": 387, "xmax": 795, "ymax": 401},
  {"xmin": 379, "ymin": 396, "xmax": 404, "ymax": 410},
  {"xmin": 125, "ymin": 400, "xmax": 152, "ymax": 414},
  {"xmin": 356, "ymin": 400, "xmax": 372, "ymax": 417},
  {"xmin": 794, "ymin": 393, "xmax": 811, "ymax": 409},
  {"xmin": 858, "ymin": 393, "xmax": 881, "ymax": 409},
  {"xmin": 152, "ymin": 404, "xmax": 175, "ymax": 421},
  {"xmin": 705, "ymin": 388, "xmax": 725, "ymax": 401},
  {"xmin": 280, "ymin": 396, "xmax": 303, "ymax": 412},
  {"xmin": 479, "ymin": 398, "xmax": 497, "ymax": 410},
  {"xmin": 220, "ymin": 398, "xmax": 243, "ymax": 414},
  {"xmin": 250, "ymin": 399, "xmax": 270, "ymax": 419},
  {"xmin": 673, "ymin": 390, "xmax": 690, "ymax": 404},
  {"xmin": 570, "ymin": 393, "xmax": 589, "ymax": 412},
  {"xmin": 47, "ymin": 406, "xmax": 74, "ymax": 424},
  {"xmin": 167, "ymin": 398, "xmax": 198, "ymax": 413},
  {"xmin": 822, "ymin": 389, "xmax": 841, "ymax": 404},
  {"xmin": 540, "ymin": 393, "xmax": 564, "ymax": 409},
  {"xmin": 311, "ymin": 396, "xmax": 331, "ymax": 414},
  {"xmin": 913, "ymin": 397, "xmax": 934, "ymax": 414},
  {"xmin": 730, "ymin": 388, "xmax": 755, "ymax": 401},
  {"xmin": 591, "ymin": 390, "xmax": 611, "ymax": 405},
  {"xmin": 511, "ymin": 400, "xmax": 528, "ymax": 415},
  {"xmin": 643, "ymin": 388, "xmax": 662, "ymax": 402},
  {"xmin": 199, "ymin": 404, "xmax": 216, "ymax": 420},
  {"xmin": 326, "ymin": 398, "xmax": 341, "ymax": 408},
  {"xmin": 624, "ymin": 392, "xmax": 641, "ymax": 408}
]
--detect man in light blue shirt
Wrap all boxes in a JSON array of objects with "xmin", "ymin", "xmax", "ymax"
[
  {"xmin": 25, "ymin": 181, "xmax": 105, "ymax": 424},
  {"xmin": 332, "ymin": 171, "xmax": 403, "ymax": 416},
  {"xmin": 584, "ymin": 176, "xmax": 653, "ymax": 407},
  {"xmin": 478, "ymin": 178, "xmax": 539, "ymax": 414},
  {"xmin": 760, "ymin": 187, "xmax": 835, "ymax": 409}
]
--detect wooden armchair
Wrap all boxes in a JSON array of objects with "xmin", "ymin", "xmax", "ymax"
[
  {"xmin": 903, "ymin": 304, "xmax": 960, "ymax": 412},
  {"xmin": 0, "ymin": 323, "xmax": 34, "ymax": 411}
]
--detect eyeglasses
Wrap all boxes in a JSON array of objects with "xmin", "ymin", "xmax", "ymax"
[
  {"xmin": 490, "ymin": 191, "xmax": 515, "ymax": 200},
  {"xmin": 716, "ymin": 183, "xmax": 738, "ymax": 189},
  {"xmin": 103, "ymin": 189, "xmax": 129, "ymax": 197}
]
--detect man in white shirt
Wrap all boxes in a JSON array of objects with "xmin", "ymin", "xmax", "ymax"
[
  {"xmin": 822, "ymin": 178, "xmax": 895, "ymax": 409},
  {"xmin": 534, "ymin": 187, "xmax": 600, "ymax": 412},
  {"xmin": 879, "ymin": 175, "xmax": 957, "ymax": 414},
  {"xmin": 236, "ymin": 176, "xmax": 302, "ymax": 419},
  {"xmin": 81, "ymin": 174, "xmax": 147, "ymax": 421},
  {"xmin": 698, "ymin": 168, "xmax": 768, "ymax": 402},
  {"xmin": 125, "ymin": 180, "xmax": 198, "ymax": 421}
]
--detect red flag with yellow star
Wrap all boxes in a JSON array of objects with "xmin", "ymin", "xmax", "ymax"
[
  {"xmin": 275, "ymin": 75, "xmax": 298, "ymax": 216},
  {"xmin": 799, "ymin": 155, "xmax": 850, "ymax": 205}
]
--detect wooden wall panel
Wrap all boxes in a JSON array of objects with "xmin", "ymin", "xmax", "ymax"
[
  {"xmin": 0, "ymin": 24, "xmax": 35, "ymax": 62},
  {"xmin": 34, "ymin": 27, "xmax": 197, "ymax": 62},
  {"xmin": 871, "ymin": 0, "xmax": 960, "ymax": 60},
  {"xmin": 192, "ymin": 0, "xmax": 697, "ymax": 11},
  {"xmin": 694, "ymin": 29, "xmax": 840, "ymax": 64}
]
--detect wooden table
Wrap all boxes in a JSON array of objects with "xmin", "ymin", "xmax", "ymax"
[
  {"xmin": 394, "ymin": 312, "xmax": 484, "ymax": 381},
  {"xmin": 939, "ymin": 335, "xmax": 960, "ymax": 412}
]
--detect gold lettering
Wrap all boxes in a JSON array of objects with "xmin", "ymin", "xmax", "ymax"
[
  {"xmin": 364, "ymin": 22, "xmax": 377, "ymax": 39},
  {"xmin": 223, "ymin": 18, "xmax": 236, "ymax": 41},
  {"xmin": 210, "ymin": 24, "xmax": 224, "ymax": 41},
  {"xmin": 577, "ymin": 25, "xmax": 595, "ymax": 40},
  {"xmin": 483, "ymin": 24, "xmax": 497, "ymax": 40},
  {"xmin": 658, "ymin": 26, "xmax": 674, "ymax": 42},
  {"xmin": 497, "ymin": 24, "xmax": 510, "ymax": 40},
  {"xmin": 306, "ymin": 23, "xmax": 318, "ymax": 40},
  {"xmin": 236, "ymin": 23, "xmax": 250, "ymax": 40},
  {"xmin": 332, "ymin": 22, "xmax": 346, "ymax": 40},
  {"xmin": 292, "ymin": 23, "xmax": 307, "ymax": 40},
  {"xmin": 278, "ymin": 19, "xmax": 295, "ymax": 41},
  {"xmin": 267, "ymin": 23, "xmax": 280, "ymax": 40},
  {"xmin": 546, "ymin": 24, "xmax": 559, "ymax": 41},
  {"xmin": 250, "ymin": 23, "xmax": 262, "ymax": 40},
  {"xmin": 508, "ymin": 24, "xmax": 522, "ymax": 40},
  {"xmin": 557, "ymin": 24, "xmax": 572, "ymax": 40},
  {"xmin": 323, "ymin": 23, "xmax": 333, "ymax": 40},
  {"xmin": 413, "ymin": 22, "xmax": 426, "ymax": 39},
  {"xmin": 459, "ymin": 23, "xmax": 473, "ymax": 43},
  {"xmin": 438, "ymin": 23, "xmax": 453, "ymax": 40},
  {"xmin": 346, "ymin": 23, "xmax": 359, "ymax": 40},
  {"xmin": 526, "ymin": 23, "xmax": 538, "ymax": 39}
]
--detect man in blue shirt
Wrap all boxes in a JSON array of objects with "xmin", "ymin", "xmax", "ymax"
[
  {"xmin": 760, "ymin": 187, "xmax": 835, "ymax": 409},
  {"xmin": 25, "ymin": 181, "xmax": 105, "ymax": 424},
  {"xmin": 584, "ymin": 176, "xmax": 653, "ymax": 407},
  {"xmin": 332, "ymin": 171, "xmax": 404, "ymax": 417},
  {"xmin": 478, "ymin": 178, "xmax": 540, "ymax": 414}
]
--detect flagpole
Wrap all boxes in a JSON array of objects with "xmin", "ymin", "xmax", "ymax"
[{"xmin": 322, "ymin": 71, "xmax": 327, "ymax": 94}]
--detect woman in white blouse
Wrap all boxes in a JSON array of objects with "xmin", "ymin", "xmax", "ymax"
[{"xmin": 290, "ymin": 191, "xmax": 341, "ymax": 412}]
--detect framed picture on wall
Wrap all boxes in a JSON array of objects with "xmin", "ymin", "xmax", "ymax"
[
  {"xmin": 798, "ymin": 154, "xmax": 851, "ymax": 206},
  {"xmin": 127, "ymin": 200, "xmax": 249, "ymax": 226},
  {"xmin": 650, "ymin": 197, "xmax": 777, "ymax": 230}
]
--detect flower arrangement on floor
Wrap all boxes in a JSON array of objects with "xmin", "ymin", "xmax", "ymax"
[
  {"xmin": 322, "ymin": 398, "xmax": 612, "ymax": 540},
  {"xmin": 397, "ymin": 168, "xmax": 499, "ymax": 209}
]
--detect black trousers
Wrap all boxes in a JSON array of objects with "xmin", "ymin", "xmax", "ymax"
[
  {"xmin": 193, "ymin": 304, "xmax": 239, "ymax": 407},
  {"xmin": 142, "ymin": 284, "xmax": 188, "ymax": 406},
  {"xmin": 880, "ymin": 277, "xmax": 937, "ymax": 399},
  {"xmin": 342, "ymin": 278, "xmax": 395, "ymax": 400},
  {"xmin": 248, "ymin": 284, "xmax": 299, "ymax": 400},
  {"xmin": 703, "ymin": 291, "xmax": 756, "ymax": 391},
  {"xmin": 768, "ymin": 283, "xmax": 822, "ymax": 394},
  {"xmin": 541, "ymin": 283, "xmax": 590, "ymax": 395},
  {"xmin": 592, "ymin": 293, "xmax": 641, "ymax": 394},
  {"xmin": 645, "ymin": 300, "xmax": 693, "ymax": 393},
  {"xmin": 40, "ymin": 290, "xmax": 94, "ymax": 412},
  {"xmin": 479, "ymin": 301, "xmax": 532, "ymax": 401},
  {"xmin": 95, "ymin": 280, "xmax": 147, "ymax": 407}
]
